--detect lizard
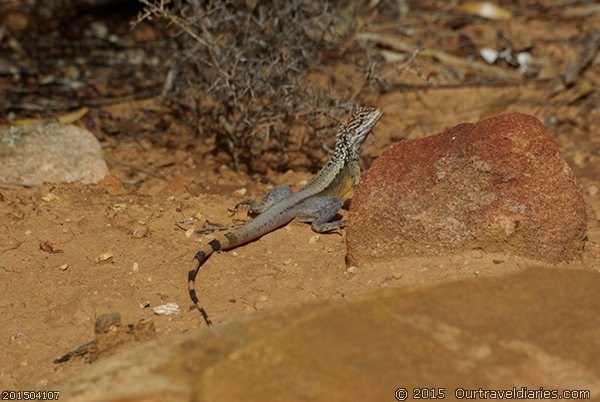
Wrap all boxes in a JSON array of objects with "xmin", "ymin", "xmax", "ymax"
[{"xmin": 188, "ymin": 106, "xmax": 383, "ymax": 325}]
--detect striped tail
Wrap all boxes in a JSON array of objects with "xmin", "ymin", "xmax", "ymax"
[{"xmin": 188, "ymin": 238, "xmax": 222, "ymax": 325}]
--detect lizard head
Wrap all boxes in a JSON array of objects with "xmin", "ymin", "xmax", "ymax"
[{"xmin": 337, "ymin": 106, "xmax": 383, "ymax": 157}]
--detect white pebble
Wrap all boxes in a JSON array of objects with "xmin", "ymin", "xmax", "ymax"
[{"xmin": 153, "ymin": 303, "xmax": 181, "ymax": 316}]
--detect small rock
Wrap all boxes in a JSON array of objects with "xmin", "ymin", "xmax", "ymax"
[
  {"xmin": 153, "ymin": 303, "xmax": 181, "ymax": 316},
  {"xmin": 58, "ymin": 263, "xmax": 69, "ymax": 271},
  {"xmin": 41, "ymin": 193, "xmax": 60, "ymax": 202},
  {"xmin": 234, "ymin": 187, "xmax": 247, "ymax": 196},
  {"xmin": 132, "ymin": 226, "xmax": 148, "ymax": 238},
  {"xmin": 308, "ymin": 235, "xmax": 320, "ymax": 244},
  {"xmin": 132, "ymin": 262, "xmax": 139, "ymax": 272},
  {"xmin": 480, "ymin": 47, "xmax": 498, "ymax": 64},
  {"xmin": 95, "ymin": 251, "xmax": 113, "ymax": 263},
  {"xmin": 471, "ymin": 250, "xmax": 484, "ymax": 259}
]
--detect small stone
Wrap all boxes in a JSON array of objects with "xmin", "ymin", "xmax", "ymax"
[
  {"xmin": 132, "ymin": 226, "xmax": 148, "ymax": 238},
  {"xmin": 58, "ymin": 263, "xmax": 69, "ymax": 271},
  {"xmin": 282, "ymin": 259, "xmax": 293, "ymax": 266},
  {"xmin": 234, "ymin": 187, "xmax": 247, "ymax": 196},
  {"xmin": 471, "ymin": 250, "xmax": 484, "ymax": 259},
  {"xmin": 480, "ymin": 47, "xmax": 498, "ymax": 64},
  {"xmin": 572, "ymin": 151, "xmax": 587, "ymax": 168},
  {"xmin": 346, "ymin": 266, "xmax": 358, "ymax": 274},
  {"xmin": 308, "ymin": 235, "xmax": 320, "ymax": 244},
  {"xmin": 111, "ymin": 203, "xmax": 127, "ymax": 211},
  {"xmin": 185, "ymin": 228, "xmax": 195, "ymax": 238},
  {"xmin": 132, "ymin": 262, "xmax": 139, "ymax": 272},
  {"xmin": 153, "ymin": 303, "xmax": 181, "ymax": 316},
  {"xmin": 139, "ymin": 301, "xmax": 151, "ymax": 309},
  {"xmin": 95, "ymin": 251, "xmax": 113, "ymax": 263},
  {"xmin": 41, "ymin": 193, "xmax": 60, "ymax": 202}
]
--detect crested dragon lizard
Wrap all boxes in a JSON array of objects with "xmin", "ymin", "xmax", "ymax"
[{"xmin": 188, "ymin": 106, "xmax": 383, "ymax": 325}]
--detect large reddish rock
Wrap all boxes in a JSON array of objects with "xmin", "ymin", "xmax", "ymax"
[
  {"xmin": 347, "ymin": 113, "xmax": 587, "ymax": 265},
  {"xmin": 53, "ymin": 269, "xmax": 600, "ymax": 401}
]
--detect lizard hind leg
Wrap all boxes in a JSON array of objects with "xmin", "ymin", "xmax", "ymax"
[
  {"xmin": 234, "ymin": 184, "xmax": 293, "ymax": 215},
  {"xmin": 293, "ymin": 196, "xmax": 345, "ymax": 233}
]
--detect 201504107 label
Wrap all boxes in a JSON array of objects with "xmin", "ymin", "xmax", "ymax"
[{"xmin": 1, "ymin": 391, "xmax": 60, "ymax": 400}]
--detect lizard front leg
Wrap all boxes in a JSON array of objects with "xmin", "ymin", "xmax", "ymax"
[{"xmin": 293, "ymin": 195, "xmax": 345, "ymax": 233}]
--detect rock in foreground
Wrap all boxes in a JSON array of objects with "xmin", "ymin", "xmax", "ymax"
[
  {"xmin": 54, "ymin": 268, "xmax": 600, "ymax": 401},
  {"xmin": 347, "ymin": 113, "xmax": 586, "ymax": 265}
]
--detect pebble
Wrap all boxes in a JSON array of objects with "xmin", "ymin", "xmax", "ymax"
[
  {"xmin": 95, "ymin": 251, "xmax": 113, "ymax": 263},
  {"xmin": 153, "ymin": 303, "xmax": 181, "ymax": 316},
  {"xmin": 471, "ymin": 250, "xmax": 484, "ymax": 259},
  {"xmin": 308, "ymin": 235, "xmax": 320, "ymax": 244}
]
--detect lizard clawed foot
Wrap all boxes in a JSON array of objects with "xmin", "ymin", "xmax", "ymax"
[
  {"xmin": 195, "ymin": 221, "xmax": 232, "ymax": 234},
  {"xmin": 196, "ymin": 219, "xmax": 247, "ymax": 234},
  {"xmin": 229, "ymin": 200, "xmax": 257, "ymax": 217}
]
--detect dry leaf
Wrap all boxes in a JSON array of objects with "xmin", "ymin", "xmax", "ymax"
[
  {"xmin": 56, "ymin": 107, "xmax": 89, "ymax": 125},
  {"xmin": 455, "ymin": 2, "xmax": 513, "ymax": 20}
]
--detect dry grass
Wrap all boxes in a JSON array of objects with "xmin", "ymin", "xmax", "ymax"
[{"xmin": 136, "ymin": 0, "xmax": 383, "ymax": 171}]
